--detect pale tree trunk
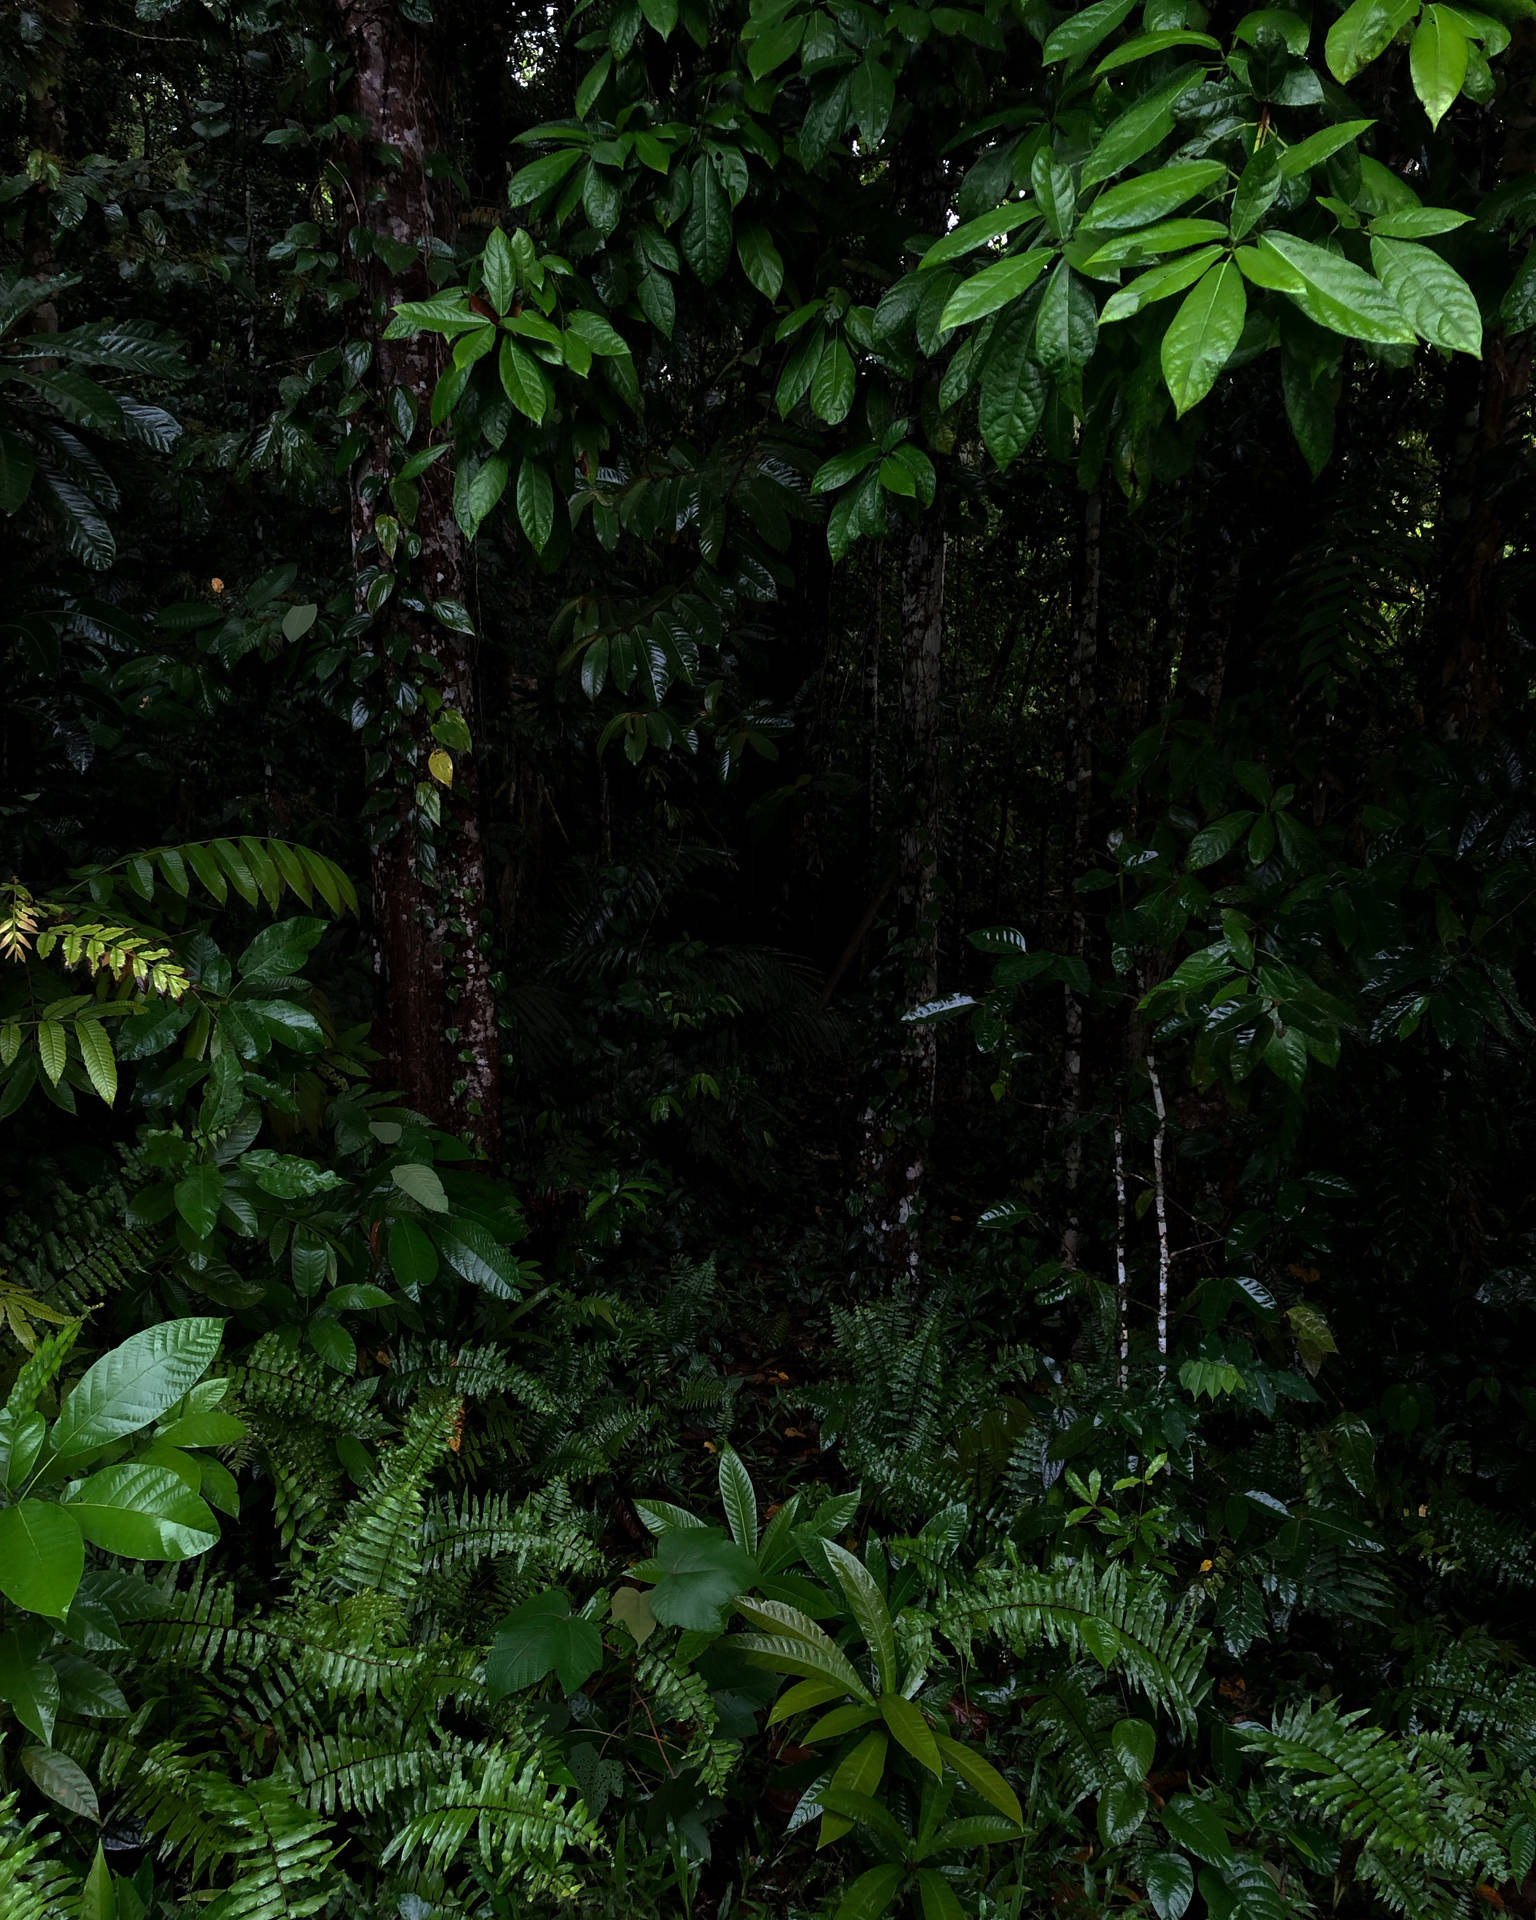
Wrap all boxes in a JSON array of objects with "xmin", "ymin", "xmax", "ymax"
[{"xmin": 335, "ymin": 0, "xmax": 502, "ymax": 1158}]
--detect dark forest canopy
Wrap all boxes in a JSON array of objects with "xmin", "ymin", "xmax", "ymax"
[{"xmin": 3, "ymin": 0, "xmax": 1536, "ymax": 1914}]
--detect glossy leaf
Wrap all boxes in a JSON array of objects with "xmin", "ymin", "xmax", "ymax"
[
  {"xmin": 67, "ymin": 1463, "xmax": 220, "ymax": 1560},
  {"xmin": 0, "ymin": 1500, "xmax": 84, "ymax": 1618},
  {"xmin": 1160, "ymin": 260, "xmax": 1245, "ymax": 416},
  {"xmin": 51, "ymin": 1319, "xmax": 224, "ymax": 1460}
]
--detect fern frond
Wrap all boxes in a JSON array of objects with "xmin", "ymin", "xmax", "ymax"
[
  {"xmin": 938, "ymin": 1556, "xmax": 1212, "ymax": 1734},
  {"xmin": 201, "ymin": 1780, "xmax": 336, "ymax": 1920},
  {"xmin": 0, "ymin": 1795, "xmax": 79, "ymax": 1920},
  {"xmin": 319, "ymin": 1391, "xmax": 458, "ymax": 1600},
  {"xmin": 379, "ymin": 1751, "xmax": 600, "ymax": 1880},
  {"xmin": 420, "ymin": 1481, "xmax": 600, "ymax": 1582},
  {"xmin": 1242, "ymin": 1702, "xmax": 1428, "ymax": 1853},
  {"xmin": 285, "ymin": 1720, "xmax": 489, "ymax": 1819}
]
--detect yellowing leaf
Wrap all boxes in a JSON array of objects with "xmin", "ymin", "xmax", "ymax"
[{"xmin": 428, "ymin": 749, "xmax": 454, "ymax": 787}]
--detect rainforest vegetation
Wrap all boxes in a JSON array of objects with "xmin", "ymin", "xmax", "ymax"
[{"xmin": 4, "ymin": 0, "xmax": 1536, "ymax": 1914}]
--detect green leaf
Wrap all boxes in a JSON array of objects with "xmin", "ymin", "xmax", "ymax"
[
  {"xmin": 682, "ymin": 154, "xmax": 732, "ymax": 287},
  {"xmin": 1099, "ymin": 1776, "xmax": 1149, "ymax": 1847},
  {"xmin": 915, "ymin": 1870, "xmax": 965, "ymax": 1920},
  {"xmin": 639, "ymin": 0, "xmax": 677, "ymax": 36},
  {"xmin": 1161, "ymin": 1794, "xmax": 1232, "ymax": 1865},
  {"xmin": 920, "ymin": 202, "xmax": 1040, "ymax": 271},
  {"xmin": 0, "ymin": 427, "xmax": 35, "ymax": 513},
  {"xmin": 1281, "ymin": 335, "xmax": 1337, "ymax": 475},
  {"xmin": 649, "ymin": 1525, "xmax": 757, "ymax": 1630},
  {"xmin": 881, "ymin": 1691, "xmax": 942, "ymax": 1775},
  {"xmin": 1033, "ymin": 151, "xmax": 1077, "ymax": 240},
  {"xmin": 938, "ymin": 250, "xmax": 1053, "ymax": 334},
  {"xmin": 173, "ymin": 1163, "xmax": 224, "ymax": 1240},
  {"xmin": 498, "ymin": 342, "xmax": 549, "ymax": 423},
  {"xmin": 718, "ymin": 1445, "xmax": 758, "ymax": 1552},
  {"xmin": 517, "ymin": 458, "xmax": 556, "ymax": 552},
  {"xmin": 454, "ymin": 453, "xmax": 510, "ymax": 539},
  {"xmin": 933, "ymin": 1733, "xmax": 1024, "ymax": 1824},
  {"xmin": 0, "ymin": 1632, "xmax": 57, "ymax": 1744},
  {"xmin": 1034, "ymin": 261, "xmax": 1097, "ymax": 377},
  {"xmin": 1501, "ymin": 247, "xmax": 1536, "ymax": 332},
  {"xmin": 508, "ymin": 147, "xmax": 585, "ymax": 208},
  {"xmin": 1114, "ymin": 1717, "xmax": 1157, "ymax": 1778},
  {"xmin": 810, "ymin": 337, "xmax": 856, "ymax": 424},
  {"xmin": 978, "ymin": 310, "xmax": 1047, "ymax": 469},
  {"xmin": 1160, "ymin": 260, "xmax": 1245, "ymax": 415},
  {"xmin": 52, "ymin": 1319, "xmax": 224, "ymax": 1460},
  {"xmin": 1370, "ymin": 206, "xmax": 1470, "ymax": 237},
  {"xmin": 81, "ymin": 1847, "xmax": 113, "ymax": 1920},
  {"xmin": 748, "ymin": 15, "xmax": 805, "ymax": 78},
  {"xmin": 0, "ymin": 1500, "xmax": 84, "ymax": 1619},
  {"xmin": 391, "ymin": 1163, "xmax": 450, "ymax": 1213},
  {"xmin": 66, "ymin": 1464, "xmax": 219, "ymax": 1561},
  {"xmin": 1230, "ymin": 141, "xmax": 1283, "ymax": 242},
  {"xmin": 1086, "ymin": 161, "xmax": 1227, "ymax": 233},
  {"xmin": 736, "ymin": 1627, "xmax": 875, "ymax": 1702},
  {"xmin": 851, "ymin": 58, "xmax": 896, "ymax": 146},
  {"xmin": 1080, "ymin": 1615, "xmax": 1120, "ymax": 1667},
  {"xmin": 1081, "ymin": 67, "xmax": 1203, "ymax": 189},
  {"xmin": 813, "ymin": 445, "xmax": 880, "ymax": 493},
  {"xmin": 822, "ymin": 1540, "xmax": 897, "ymax": 1692},
  {"xmin": 1043, "ymin": 0, "xmax": 1138, "ymax": 65},
  {"xmin": 834, "ymin": 1865, "xmax": 904, "ymax": 1920},
  {"xmin": 1278, "ymin": 119, "xmax": 1375, "ymax": 178},
  {"xmin": 737, "ymin": 223, "xmax": 784, "ymax": 300},
  {"xmin": 21, "ymin": 1745, "xmax": 98, "ymax": 1820},
  {"xmin": 1096, "ymin": 28, "xmax": 1222, "ymax": 72},
  {"xmin": 1253, "ymin": 233, "xmax": 1417, "ymax": 344},
  {"xmin": 487, "ymin": 1588, "xmax": 604, "ymax": 1694},
  {"xmin": 1325, "ymin": 0, "xmax": 1417, "ymax": 81},
  {"xmin": 1145, "ymin": 1851, "xmax": 1196, "ymax": 1920},
  {"xmin": 1370, "ymin": 236, "xmax": 1482, "ymax": 353},
  {"xmin": 430, "ymin": 1217, "xmax": 523, "ymax": 1298},
  {"xmin": 1100, "ymin": 245, "xmax": 1225, "ymax": 322},
  {"xmin": 609, "ymin": 1585, "xmax": 658, "ymax": 1643},
  {"xmin": 821, "ymin": 1728, "xmax": 889, "ymax": 1846},
  {"xmin": 36, "ymin": 1020, "xmax": 66, "ymax": 1087},
  {"xmin": 1410, "ymin": 6, "xmax": 1469, "ymax": 126}
]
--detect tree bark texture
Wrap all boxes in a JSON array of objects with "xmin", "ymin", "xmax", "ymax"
[
  {"xmin": 336, "ymin": 0, "xmax": 502, "ymax": 1158},
  {"xmin": 1060, "ymin": 490, "xmax": 1101, "ymax": 1265}
]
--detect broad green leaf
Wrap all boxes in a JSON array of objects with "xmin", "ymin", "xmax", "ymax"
[
  {"xmin": 718, "ymin": 1445, "xmax": 758, "ymax": 1552},
  {"xmin": 1032, "ymin": 150, "xmax": 1076, "ymax": 240},
  {"xmin": 1082, "ymin": 219, "xmax": 1227, "ymax": 267},
  {"xmin": 1096, "ymin": 28, "xmax": 1221, "ymax": 72},
  {"xmin": 1114, "ymin": 1717, "xmax": 1157, "ymax": 1777},
  {"xmin": 812, "ymin": 445, "xmax": 879, "ymax": 492},
  {"xmin": 487, "ymin": 1588, "xmax": 604, "ymax": 1694},
  {"xmin": 1411, "ymin": 6, "xmax": 1469, "ymax": 125},
  {"xmin": 431, "ymin": 1217, "xmax": 523, "ymax": 1298},
  {"xmin": 1086, "ymin": 160, "xmax": 1226, "ymax": 232},
  {"xmin": 934, "ymin": 1733, "xmax": 1024, "ymax": 1824},
  {"xmin": 52, "ymin": 1319, "xmax": 224, "ymax": 1460},
  {"xmin": 1256, "ymin": 233, "xmax": 1417, "ymax": 343},
  {"xmin": 517, "ymin": 458, "xmax": 556, "ymax": 552},
  {"xmin": 736, "ymin": 1629, "xmax": 876, "ymax": 1703},
  {"xmin": 1161, "ymin": 1794, "xmax": 1232, "ymax": 1864},
  {"xmin": 810, "ymin": 337, "xmax": 857, "ymax": 423},
  {"xmin": 747, "ymin": 15, "xmax": 804, "ymax": 78},
  {"xmin": 482, "ymin": 227, "xmax": 517, "ymax": 313},
  {"xmin": 1100, "ymin": 245, "xmax": 1225, "ymax": 322},
  {"xmin": 454, "ymin": 452, "xmax": 510, "ymax": 538},
  {"xmin": 916, "ymin": 1869, "xmax": 966, "ymax": 1920},
  {"xmin": 1501, "ymin": 247, "xmax": 1536, "ymax": 332},
  {"xmin": 1043, "ymin": 0, "xmax": 1138, "ymax": 65},
  {"xmin": 1145, "ymin": 1851, "xmax": 1196, "ymax": 1920},
  {"xmin": 881, "ymin": 1692, "xmax": 942, "ymax": 1775},
  {"xmin": 1230, "ymin": 141, "xmax": 1283, "ymax": 241},
  {"xmin": 639, "ymin": 0, "xmax": 677, "ymax": 36},
  {"xmin": 508, "ymin": 147, "xmax": 585, "ymax": 208},
  {"xmin": 0, "ymin": 1632, "xmax": 57, "ymax": 1744},
  {"xmin": 36, "ymin": 1020, "xmax": 66, "ymax": 1086},
  {"xmin": 649, "ymin": 1525, "xmax": 757, "ymax": 1630},
  {"xmin": 1161, "ymin": 260, "xmax": 1246, "ymax": 415},
  {"xmin": 834, "ymin": 1865, "xmax": 904, "ymax": 1920},
  {"xmin": 1079, "ymin": 1615, "xmax": 1120, "ymax": 1667},
  {"xmin": 0, "ymin": 1500, "xmax": 84, "ymax": 1618},
  {"xmin": 978, "ymin": 309, "xmax": 1048, "ymax": 468},
  {"xmin": 307, "ymin": 1314, "xmax": 357, "ymax": 1374},
  {"xmin": 20, "ymin": 1745, "xmax": 98, "ymax": 1820},
  {"xmin": 391, "ymin": 1162, "xmax": 449, "ymax": 1212},
  {"xmin": 821, "ymin": 1728, "xmax": 889, "ymax": 1847},
  {"xmin": 1325, "ymin": 0, "xmax": 1417, "ymax": 82},
  {"xmin": 768, "ymin": 1676, "xmax": 846, "ymax": 1724},
  {"xmin": 498, "ymin": 342, "xmax": 549, "ymax": 423},
  {"xmin": 71, "ymin": 1020, "xmax": 116, "ymax": 1106},
  {"xmin": 682, "ymin": 154, "xmax": 732, "ymax": 286},
  {"xmin": 1277, "ymin": 119, "xmax": 1375, "ymax": 177},
  {"xmin": 609, "ymin": 1585, "xmax": 658, "ymax": 1643},
  {"xmin": 822, "ymin": 1540, "xmax": 897, "ymax": 1692},
  {"xmin": 919, "ymin": 202, "xmax": 1039, "ymax": 270},
  {"xmin": 1081, "ymin": 67, "xmax": 1203, "ymax": 188},
  {"xmin": 66, "ymin": 1464, "xmax": 219, "ymax": 1561},
  {"xmin": 738, "ymin": 223, "xmax": 785, "ymax": 299},
  {"xmin": 1099, "ymin": 1776, "xmax": 1149, "ymax": 1846},
  {"xmin": 938, "ymin": 250, "xmax": 1053, "ymax": 333},
  {"xmin": 81, "ymin": 1847, "xmax": 113, "ymax": 1920},
  {"xmin": 806, "ymin": 1702, "xmax": 883, "ymax": 1741},
  {"xmin": 173, "ymin": 1164, "xmax": 223, "ymax": 1240},
  {"xmin": 851, "ymin": 58, "xmax": 895, "ymax": 146},
  {"xmin": 1033, "ymin": 261, "xmax": 1097, "ymax": 376},
  {"xmin": 1370, "ymin": 236, "xmax": 1482, "ymax": 353},
  {"xmin": 1370, "ymin": 206, "xmax": 1470, "ymax": 237}
]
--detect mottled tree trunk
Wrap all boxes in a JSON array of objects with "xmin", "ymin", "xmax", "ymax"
[{"xmin": 335, "ymin": 0, "xmax": 502, "ymax": 1158}]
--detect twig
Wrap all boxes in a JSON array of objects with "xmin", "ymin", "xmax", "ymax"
[{"xmin": 1147, "ymin": 1051, "xmax": 1170, "ymax": 1374}]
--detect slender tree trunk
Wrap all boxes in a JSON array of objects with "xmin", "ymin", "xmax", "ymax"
[
  {"xmin": 856, "ymin": 508, "xmax": 947, "ymax": 1277},
  {"xmin": 336, "ymin": 0, "xmax": 502, "ymax": 1158}
]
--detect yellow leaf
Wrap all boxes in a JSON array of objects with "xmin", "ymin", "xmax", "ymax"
[{"xmin": 428, "ymin": 749, "xmax": 454, "ymax": 787}]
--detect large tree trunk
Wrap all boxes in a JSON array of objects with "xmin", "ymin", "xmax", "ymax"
[{"xmin": 335, "ymin": 0, "xmax": 502, "ymax": 1158}]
